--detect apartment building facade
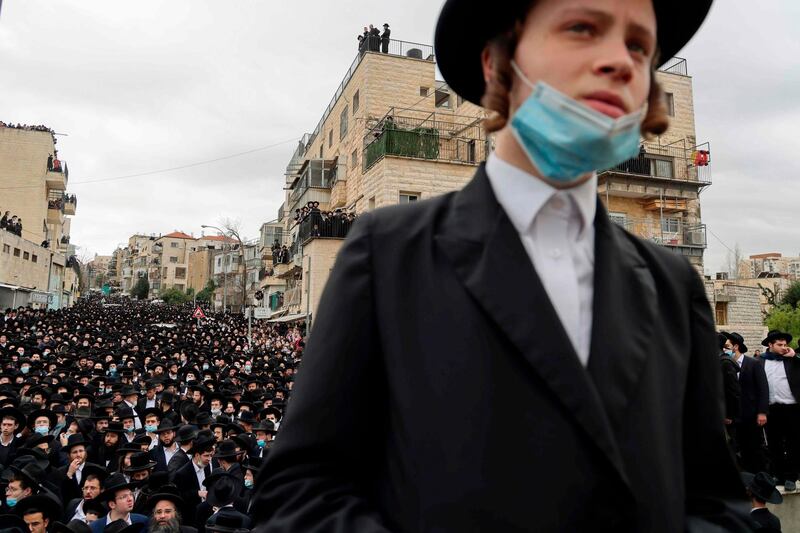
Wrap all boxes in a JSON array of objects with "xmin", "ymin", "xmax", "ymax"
[{"xmin": 0, "ymin": 125, "xmax": 80, "ymax": 309}]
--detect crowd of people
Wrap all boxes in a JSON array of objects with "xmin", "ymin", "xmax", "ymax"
[
  {"xmin": 0, "ymin": 122, "xmax": 55, "ymax": 134},
  {"xmin": 47, "ymin": 154, "xmax": 65, "ymax": 174},
  {"xmin": 719, "ymin": 329, "xmax": 800, "ymax": 527},
  {"xmin": 1, "ymin": 211, "xmax": 23, "ymax": 237},
  {"xmin": 293, "ymin": 201, "xmax": 357, "ymax": 241},
  {"xmin": 357, "ymin": 23, "xmax": 390, "ymax": 55},
  {"xmin": 47, "ymin": 194, "xmax": 77, "ymax": 212},
  {"xmin": 0, "ymin": 296, "xmax": 305, "ymax": 533}
]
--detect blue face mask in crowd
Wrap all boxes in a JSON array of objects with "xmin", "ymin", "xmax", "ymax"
[
  {"xmin": 724, "ymin": 349, "xmax": 734, "ymax": 357},
  {"xmin": 202, "ymin": 364, "xmax": 209, "ymax": 370},
  {"xmin": 509, "ymin": 61, "xmax": 644, "ymax": 185},
  {"xmin": 20, "ymin": 367, "xmax": 29, "ymax": 374},
  {"xmin": 5, "ymin": 497, "xmax": 17, "ymax": 508},
  {"xmin": 256, "ymin": 439, "xmax": 266, "ymax": 448},
  {"xmin": 126, "ymin": 426, "xmax": 135, "ymax": 433},
  {"xmin": 34, "ymin": 426, "xmax": 49, "ymax": 435},
  {"xmin": 244, "ymin": 479, "xmax": 254, "ymax": 489},
  {"xmin": 145, "ymin": 425, "xmax": 158, "ymax": 433},
  {"xmin": 244, "ymin": 365, "xmax": 251, "ymax": 373}
]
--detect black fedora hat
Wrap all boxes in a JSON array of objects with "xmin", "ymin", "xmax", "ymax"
[
  {"xmin": 722, "ymin": 331, "xmax": 748, "ymax": 355},
  {"xmin": 22, "ymin": 432, "xmax": 54, "ymax": 449},
  {"xmin": 434, "ymin": 0, "xmax": 714, "ymax": 106},
  {"xmin": 62, "ymin": 433, "xmax": 91, "ymax": 451},
  {"xmin": 154, "ymin": 419, "xmax": 178, "ymax": 433},
  {"xmin": 9, "ymin": 463, "xmax": 46, "ymax": 490},
  {"xmin": 175, "ymin": 425, "xmax": 198, "ymax": 444},
  {"xmin": 97, "ymin": 472, "xmax": 138, "ymax": 502},
  {"xmin": 213, "ymin": 439, "xmax": 240, "ymax": 460},
  {"xmin": 123, "ymin": 451, "xmax": 156, "ymax": 473},
  {"xmin": 52, "ymin": 519, "xmax": 92, "ymax": 533},
  {"xmin": 195, "ymin": 411, "xmax": 213, "ymax": 427},
  {"xmin": 80, "ymin": 463, "xmax": 109, "ymax": 486},
  {"xmin": 188, "ymin": 435, "xmax": 216, "ymax": 456},
  {"xmin": 205, "ymin": 507, "xmax": 250, "ymax": 533},
  {"xmin": 202, "ymin": 469, "xmax": 241, "ymax": 508},
  {"xmin": 14, "ymin": 492, "xmax": 62, "ymax": 521},
  {"xmin": 0, "ymin": 407, "xmax": 25, "ymax": 429},
  {"xmin": 144, "ymin": 483, "xmax": 184, "ymax": 513},
  {"xmin": 104, "ymin": 421, "xmax": 126, "ymax": 435},
  {"xmin": 81, "ymin": 498, "xmax": 106, "ymax": 518},
  {"xmin": 139, "ymin": 407, "xmax": 161, "ymax": 423},
  {"xmin": 0, "ymin": 514, "xmax": 28, "ymax": 533},
  {"xmin": 762, "ymin": 330, "xmax": 793, "ymax": 347},
  {"xmin": 26, "ymin": 408, "xmax": 57, "ymax": 430},
  {"xmin": 241, "ymin": 456, "xmax": 263, "ymax": 473},
  {"xmin": 741, "ymin": 471, "xmax": 782, "ymax": 504},
  {"xmin": 103, "ymin": 520, "xmax": 144, "ymax": 533}
]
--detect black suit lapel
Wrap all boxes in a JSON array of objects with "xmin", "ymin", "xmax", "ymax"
[
  {"xmin": 435, "ymin": 166, "xmax": 630, "ymax": 489},
  {"xmin": 586, "ymin": 201, "xmax": 655, "ymax": 433}
]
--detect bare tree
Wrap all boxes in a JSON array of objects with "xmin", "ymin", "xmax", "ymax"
[
  {"xmin": 725, "ymin": 242, "xmax": 743, "ymax": 280},
  {"xmin": 220, "ymin": 218, "xmax": 249, "ymax": 313}
]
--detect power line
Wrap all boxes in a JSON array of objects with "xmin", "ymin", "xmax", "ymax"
[
  {"xmin": 0, "ymin": 137, "xmax": 300, "ymax": 191},
  {"xmin": 708, "ymin": 227, "xmax": 736, "ymax": 255}
]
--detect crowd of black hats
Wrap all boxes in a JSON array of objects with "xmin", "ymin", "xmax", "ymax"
[
  {"xmin": 357, "ymin": 23, "xmax": 390, "ymax": 54},
  {"xmin": 0, "ymin": 121, "xmax": 58, "ymax": 146},
  {"xmin": 292, "ymin": 201, "xmax": 357, "ymax": 244},
  {"xmin": 0, "ymin": 211, "xmax": 22, "ymax": 237},
  {"xmin": 0, "ymin": 294, "xmax": 306, "ymax": 533}
]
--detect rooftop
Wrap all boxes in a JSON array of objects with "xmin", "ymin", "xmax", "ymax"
[{"xmin": 161, "ymin": 231, "xmax": 194, "ymax": 240}]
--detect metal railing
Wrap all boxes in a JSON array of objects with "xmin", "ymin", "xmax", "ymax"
[
  {"xmin": 615, "ymin": 217, "xmax": 707, "ymax": 248},
  {"xmin": 600, "ymin": 140, "xmax": 711, "ymax": 184},
  {"xmin": 289, "ymin": 159, "xmax": 336, "ymax": 205},
  {"xmin": 659, "ymin": 57, "xmax": 687, "ymax": 76},
  {"xmin": 363, "ymin": 110, "xmax": 486, "ymax": 171},
  {"xmin": 296, "ymin": 212, "xmax": 357, "ymax": 245},
  {"xmin": 307, "ymin": 38, "xmax": 435, "ymax": 148}
]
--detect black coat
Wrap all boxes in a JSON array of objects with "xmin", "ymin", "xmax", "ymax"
[
  {"xmin": 760, "ymin": 352, "xmax": 800, "ymax": 402},
  {"xmin": 172, "ymin": 459, "xmax": 211, "ymax": 526},
  {"xmin": 749, "ymin": 507, "xmax": 781, "ymax": 532},
  {"xmin": 720, "ymin": 355, "xmax": 742, "ymax": 420},
  {"xmin": 738, "ymin": 355, "xmax": 770, "ymax": 423},
  {"xmin": 168, "ymin": 447, "xmax": 190, "ymax": 473},
  {"xmin": 252, "ymin": 166, "xmax": 749, "ymax": 532}
]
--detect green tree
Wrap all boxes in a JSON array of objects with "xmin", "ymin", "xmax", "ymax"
[
  {"xmin": 160, "ymin": 287, "xmax": 190, "ymax": 305},
  {"xmin": 196, "ymin": 279, "xmax": 216, "ymax": 303},
  {"xmin": 780, "ymin": 281, "xmax": 800, "ymax": 309},
  {"xmin": 766, "ymin": 305, "xmax": 800, "ymax": 344},
  {"xmin": 130, "ymin": 277, "xmax": 150, "ymax": 300}
]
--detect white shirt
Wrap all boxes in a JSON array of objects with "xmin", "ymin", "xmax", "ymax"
[
  {"xmin": 194, "ymin": 460, "xmax": 207, "ymax": 492},
  {"xmin": 75, "ymin": 462, "xmax": 84, "ymax": 485},
  {"xmin": 486, "ymin": 154, "xmax": 597, "ymax": 365},
  {"xmin": 764, "ymin": 358, "xmax": 796, "ymax": 404},
  {"xmin": 70, "ymin": 500, "xmax": 86, "ymax": 522},
  {"xmin": 124, "ymin": 400, "xmax": 143, "ymax": 429},
  {"xmin": 163, "ymin": 443, "xmax": 178, "ymax": 464}
]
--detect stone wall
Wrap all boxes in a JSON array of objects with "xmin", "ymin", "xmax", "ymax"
[
  {"xmin": 302, "ymin": 238, "xmax": 345, "ymax": 321},
  {"xmin": 705, "ymin": 280, "xmax": 767, "ymax": 351}
]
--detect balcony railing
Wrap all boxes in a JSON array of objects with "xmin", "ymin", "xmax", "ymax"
[
  {"xmin": 308, "ymin": 38, "xmax": 435, "ymax": 146},
  {"xmin": 289, "ymin": 159, "xmax": 336, "ymax": 205},
  {"xmin": 600, "ymin": 140, "xmax": 711, "ymax": 184},
  {"xmin": 614, "ymin": 217, "xmax": 707, "ymax": 249},
  {"xmin": 658, "ymin": 57, "xmax": 687, "ymax": 76},
  {"xmin": 363, "ymin": 110, "xmax": 486, "ymax": 171},
  {"xmin": 296, "ymin": 212, "xmax": 357, "ymax": 245}
]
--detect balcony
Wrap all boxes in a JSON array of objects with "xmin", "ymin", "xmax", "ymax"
[
  {"xmin": 614, "ymin": 217, "xmax": 707, "ymax": 257},
  {"xmin": 363, "ymin": 109, "xmax": 486, "ymax": 171},
  {"xmin": 63, "ymin": 195, "xmax": 77, "ymax": 215},
  {"xmin": 288, "ymin": 159, "xmax": 336, "ymax": 211},
  {"xmin": 46, "ymin": 159, "xmax": 68, "ymax": 190},
  {"xmin": 46, "ymin": 199, "xmax": 63, "ymax": 223},
  {"xmin": 598, "ymin": 140, "xmax": 711, "ymax": 200}
]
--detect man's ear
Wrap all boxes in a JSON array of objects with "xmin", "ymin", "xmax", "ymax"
[{"xmin": 481, "ymin": 47, "xmax": 493, "ymax": 85}]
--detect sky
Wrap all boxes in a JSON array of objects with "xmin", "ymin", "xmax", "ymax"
[{"xmin": 1, "ymin": 1, "xmax": 798, "ymax": 275}]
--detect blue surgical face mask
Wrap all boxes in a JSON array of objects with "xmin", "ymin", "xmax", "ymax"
[
  {"xmin": 145, "ymin": 425, "xmax": 158, "ymax": 433},
  {"xmin": 724, "ymin": 349, "xmax": 734, "ymax": 357},
  {"xmin": 202, "ymin": 364, "xmax": 209, "ymax": 370},
  {"xmin": 35, "ymin": 426, "xmax": 49, "ymax": 435},
  {"xmin": 256, "ymin": 439, "xmax": 266, "ymax": 448},
  {"xmin": 244, "ymin": 479, "xmax": 254, "ymax": 489},
  {"xmin": 509, "ymin": 61, "xmax": 644, "ymax": 184},
  {"xmin": 126, "ymin": 426, "xmax": 135, "ymax": 433},
  {"xmin": 20, "ymin": 367, "xmax": 29, "ymax": 375},
  {"xmin": 5, "ymin": 497, "xmax": 17, "ymax": 508},
  {"xmin": 244, "ymin": 365, "xmax": 251, "ymax": 372}
]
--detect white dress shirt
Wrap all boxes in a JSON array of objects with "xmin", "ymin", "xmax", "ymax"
[
  {"xmin": 163, "ymin": 443, "xmax": 178, "ymax": 465},
  {"xmin": 486, "ymin": 153, "xmax": 597, "ymax": 366},
  {"xmin": 194, "ymin": 460, "xmax": 207, "ymax": 495},
  {"xmin": 764, "ymin": 358, "xmax": 796, "ymax": 404}
]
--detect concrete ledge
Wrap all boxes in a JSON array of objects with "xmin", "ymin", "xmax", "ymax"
[{"xmin": 768, "ymin": 485, "xmax": 800, "ymax": 528}]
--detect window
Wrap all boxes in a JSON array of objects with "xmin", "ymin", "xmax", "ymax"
[
  {"xmin": 175, "ymin": 267, "xmax": 186, "ymax": 279},
  {"xmin": 340, "ymin": 106, "xmax": 349, "ymax": 140},
  {"xmin": 23, "ymin": 251, "xmax": 29, "ymax": 260},
  {"xmin": 661, "ymin": 217, "xmax": 680, "ymax": 234},
  {"xmin": 170, "ymin": 242, "xmax": 179, "ymax": 248},
  {"xmin": 715, "ymin": 302, "xmax": 728, "ymax": 325},
  {"xmin": 2, "ymin": 244, "xmax": 9, "ymax": 253},
  {"xmin": 609, "ymin": 212, "xmax": 628, "ymax": 227},
  {"xmin": 419, "ymin": 86, "xmax": 429, "ymax": 97},
  {"xmin": 31, "ymin": 254, "xmax": 37, "ymax": 263},
  {"xmin": 650, "ymin": 158, "xmax": 674, "ymax": 178},
  {"xmin": 665, "ymin": 92, "xmax": 675, "ymax": 116},
  {"xmin": 328, "ymin": 130, "xmax": 333, "ymax": 148},
  {"xmin": 435, "ymin": 89, "xmax": 451, "ymax": 108},
  {"xmin": 399, "ymin": 193, "xmax": 419, "ymax": 204},
  {"xmin": 174, "ymin": 284, "xmax": 185, "ymax": 291},
  {"xmin": 352, "ymin": 90, "xmax": 360, "ymax": 112},
  {"xmin": 351, "ymin": 149, "xmax": 358, "ymax": 169},
  {"xmin": 169, "ymin": 256, "xmax": 178, "ymax": 263},
  {"xmin": 163, "ymin": 267, "xmax": 168, "ymax": 277},
  {"xmin": 13, "ymin": 248, "xmax": 20, "ymax": 257}
]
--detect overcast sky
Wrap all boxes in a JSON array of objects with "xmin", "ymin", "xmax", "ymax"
[{"xmin": 1, "ymin": 1, "xmax": 798, "ymax": 275}]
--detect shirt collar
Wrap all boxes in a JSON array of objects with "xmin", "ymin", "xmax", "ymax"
[{"xmin": 486, "ymin": 153, "xmax": 597, "ymax": 237}]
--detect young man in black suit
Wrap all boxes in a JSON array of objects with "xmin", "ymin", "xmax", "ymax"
[
  {"xmin": 724, "ymin": 331, "xmax": 770, "ymax": 473},
  {"xmin": 171, "ymin": 435, "xmax": 214, "ymax": 527},
  {"xmin": 253, "ymin": 0, "xmax": 747, "ymax": 531},
  {"xmin": 742, "ymin": 471, "xmax": 782, "ymax": 532}
]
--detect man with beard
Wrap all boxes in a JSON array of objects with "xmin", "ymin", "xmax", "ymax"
[
  {"xmin": 146, "ymin": 485, "xmax": 196, "ymax": 533},
  {"xmin": 90, "ymin": 422, "xmax": 124, "ymax": 468},
  {"xmin": 150, "ymin": 420, "xmax": 179, "ymax": 473},
  {"xmin": 56, "ymin": 434, "xmax": 93, "ymax": 502}
]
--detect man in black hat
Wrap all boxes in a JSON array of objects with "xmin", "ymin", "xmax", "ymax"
[
  {"xmin": 123, "ymin": 452, "xmax": 156, "ymax": 513},
  {"xmin": 89, "ymin": 473, "xmax": 148, "ymax": 533},
  {"xmin": 171, "ymin": 435, "xmax": 214, "ymax": 526},
  {"xmin": 145, "ymin": 485, "xmax": 196, "ymax": 533},
  {"xmin": 380, "ymin": 23, "xmax": 390, "ymax": 53},
  {"xmin": 55, "ymin": 434, "xmax": 92, "ymax": 502},
  {"xmin": 119, "ymin": 386, "xmax": 142, "ymax": 431},
  {"xmin": 741, "ymin": 471, "xmax": 782, "ymax": 531},
  {"xmin": 197, "ymin": 469, "xmax": 250, "ymax": 533},
  {"xmin": 16, "ymin": 493, "xmax": 62, "ymax": 533},
  {"xmin": 2, "ymin": 464, "xmax": 44, "ymax": 513},
  {"xmin": 0, "ymin": 407, "xmax": 24, "ymax": 467},
  {"xmin": 204, "ymin": 508, "xmax": 250, "ymax": 533},
  {"xmin": 150, "ymin": 420, "xmax": 179, "ymax": 473},
  {"xmin": 167, "ymin": 426, "xmax": 196, "ymax": 472},
  {"xmin": 63, "ymin": 464, "xmax": 106, "ymax": 524},
  {"xmin": 760, "ymin": 330, "xmax": 800, "ymax": 492},
  {"xmin": 723, "ymin": 331, "xmax": 770, "ymax": 474},
  {"xmin": 253, "ymin": 0, "xmax": 747, "ymax": 530}
]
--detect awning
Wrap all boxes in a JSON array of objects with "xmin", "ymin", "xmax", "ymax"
[
  {"xmin": 0, "ymin": 283, "xmax": 33, "ymax": 292},
  {"xmin": 268, "ymin": 312, "xmax": 307, "ymax": 323}
]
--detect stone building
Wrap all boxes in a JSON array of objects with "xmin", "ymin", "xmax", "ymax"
[
  {"xmin": 705, "ymin": 280, "xmax": 767, "ymax": 354},
  {"xmin": 0, "ymin": 125, "xmax": 79, "ymax": 308},
  {"xmin": 148, "ymin": 231, "xmax": 196, "ymax": 296},
  {"xmin": 742, "ymin": 253, "xmax": 800, "ymax": 281},
  {"xmin": 598, "ymin": 57, "xmax": 710, "ymax": 271}
]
